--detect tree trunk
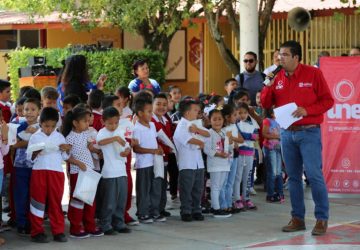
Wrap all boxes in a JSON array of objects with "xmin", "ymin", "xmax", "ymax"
[
  {"xmin": 204, "ymin": 10, "xmax": 240, "ymax": 75},
  {"xmin": 258, "ymin": 0, "xmax": 276, "ymax": 71}
]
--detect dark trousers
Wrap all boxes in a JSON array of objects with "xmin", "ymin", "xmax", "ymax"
[
  {"xmin": 98, "ymin": 176, "xmax": 128, "ymax": 231},
  {"xmin": 14, "ymin": 167, "xmax": 32, "ymax": 228},
  {"xmin": 136, "ymin": 167, "xmax": 161, "ymax": 217},
  {"xmin": 167, "ymin": 153, "xmax": 178, "ymax": 197},
  {"xmin": 179, "ymin": 169, "xmax": 204, "ymax": 215}
]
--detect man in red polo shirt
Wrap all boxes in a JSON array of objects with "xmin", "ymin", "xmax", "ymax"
[{"xmin": 261, "ymin": 40, "xmax": 334, "ymax": 236}]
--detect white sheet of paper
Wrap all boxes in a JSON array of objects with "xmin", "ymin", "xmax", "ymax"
[{"xmin": 274, "ymin": 102, "xmax": 302, "ymax": 129}]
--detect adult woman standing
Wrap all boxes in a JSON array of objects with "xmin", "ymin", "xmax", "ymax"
[
  {"xmin": 57, "ymin": 55, "xmax": 106, "ymax": 114},
  {"xmin": 128, "ymin": 59, "xmax": 161, "ymax": 95}
]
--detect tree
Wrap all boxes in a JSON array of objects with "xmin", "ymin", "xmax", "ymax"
[
  {"xmin": 201, "ymin": 0, "xmax": 276, "ymax": 74},
  {"xmin": 0, "ymin": 0, "xmax": 201, "ymax": 66}
]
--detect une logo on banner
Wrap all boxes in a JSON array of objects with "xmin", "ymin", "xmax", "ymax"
[{"xmin": 327, "ymin": 79, "xmax": 360, "ymax": 119}]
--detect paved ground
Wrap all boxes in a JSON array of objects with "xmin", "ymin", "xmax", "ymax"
[{"xmin": 1, "ymin": 183, "xmax": 360, "ymax": 250}]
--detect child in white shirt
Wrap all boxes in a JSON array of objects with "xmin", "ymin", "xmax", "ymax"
[
  {"xmin": 27, "ymin": 107, "xmax": 71, "ymax": 243},
  {"xmin": 96, "ymin": 107, "xmax": 131, "ymax": 235},
  {"xmin": 173, "ymin": 99, "xmax": 210, "ymax": 222},
  {"xmin": 63, "ymin": 105, "xmax": 103, "ymax": 238},
  {"xmin": 133, "ymin": 98, "xmax": 164, "ymax": 224},
  {"xmin": 204, "ymin": 109, "xmax": 233, "ymax": 218}
]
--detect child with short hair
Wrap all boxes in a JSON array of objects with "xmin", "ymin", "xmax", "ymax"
[
  {"xmin": 27, "ymin": 107, "xmax": 71, "ymax": 243},
  {"xmin": 0, "ymin": 109, "xmax": 9, "ymax": 246},
  {"xmin": 133, "ymin": 98, "xmax": 165, "ymax": 223},
  {"xmin": 204, "ymin": 109, "xmax": 232, "ymax": 218},
  {"xmin": 62, "ymin": 106, "xmax": 103, "ymax": 238},
  {"xmin": 13, "ymin": 98, "xmax": 41, "ymax": 235},
  {"xmin": 262, "ymin": 108, "xmax": 284, "ymax": 203},
  {"xmin": 102, "ymin": 95, "xmax": 122, "ymax": 115},
  {"xmin": 0, "ymin": 80, "xmax": 12, "ymax": 123},
  {"xmin": 41, "ymin": 86, "xmax": 59, "ymax": 110},
  {"xmin": 168, "ymin": 86, "xmax": 182, "ymax": 114},
  {"xmin": 41, "ymin": 86, "xmax": 62, "ymax": 129},
  {"xmin": 233, "ymin": 103, "xmax": 259, "ymax": 211},
  {"xmin": 151, "ymin": 93, "xmax": 173, "ymax": 217},
  {"xmin": 173, "ymin": 99, "xmax": 210, "ymax": 222},
  {"xmin": 96, "ymin": 107, "xmax": 131, "ymax": 235},
  {"xmin": 224, "ymin": 78, "xmax": 238, "ymax": 104},
  {"xmin": 209, "ymin": 95, "xmax": 225, "ymax": 107},
  {"xmin": 10, "ymin": 97, "xmax": 26, "ymax": 123},
  {"xmin": 88, "ymin": 89, "xmax": 105, "ymax": 131},
  {"xmin": 116, "ymin": 87, "xmax": 133, "ymax": 119},
  {"xmin": 62, "ymin": 94, "xmax": 81, "ymax": 116}
]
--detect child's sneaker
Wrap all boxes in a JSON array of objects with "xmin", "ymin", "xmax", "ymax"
[
  {"xmin": 213, "ymin": 209, "xmax": 232, "ymax": 218},
  {"xmin": 245, "ymin": 200, "xmax": 257, "ymax": 210},
  {"xmin": 249, "ymin": 187, "xmax": 257, "ymax": 195},
  {"xmin": 153, "ymin": 215, "xmax": 166, "ymax": 222},
  {"xmin": 70, "ymin": 231, "xmax": 90, "ymax": 239},
  {"xmin": 53, "ymin": 233, "xmax": 68, "ymax": 242},
  {"xmin": 280, "ymin": 195, "xmax": 285, "ymax": 203},
  {"xmin": 266, "ymin": 195, "xmax": 280, "ymax": 203},
  {"xmin": 233, "ymin": 200, "xmax": 245, "ymax": 211},
  {"xmin": 89, "ymin": 228, "xmax": 104, "ymax": 237},
  {"xmin": 138, "ymin": 215, "xmax": 154, "ymax": 224},
  {"xmin": 31, "ymin": 233, "xmax": 50, "ymax": 243},
  {"xmin": 126, "ymin": 218, "xmax": 140, "ymax": 226}
]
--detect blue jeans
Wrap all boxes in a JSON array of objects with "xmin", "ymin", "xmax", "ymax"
[
  {"xmin": 0, "ymin": 168, "xmax": 3, "ymax": 194},
  {"xmin": 280, "ymin": 127, "xmax": 329, "ymax": 220},
  {"xmin": 264, "ymin": 146, "xmax": 283, "ymax": 197},
  {"xmin": 220, "ymin": 158, "xmax": 238, "ymax": 208}
]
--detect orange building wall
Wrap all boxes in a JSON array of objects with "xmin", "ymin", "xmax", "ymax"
[
  {"xmin": 46, "ymin": 27, "xmax": 122, "ymax": 48},
  {"xmin": 162, "ymin": 25, "xmax": 202, "ymax": 97}
]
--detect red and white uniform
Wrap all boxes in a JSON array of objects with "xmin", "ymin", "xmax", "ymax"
[
  {"xmin": 261, "ymin": 64, "xmax": 334, "ymax": 125},
  {"xmin": 27, "ymin": 129, "xmax": 69, "ymax": 237},
  {"xmin": 66, "ymin": 130, "xmax": 97, "ymax": 235}
]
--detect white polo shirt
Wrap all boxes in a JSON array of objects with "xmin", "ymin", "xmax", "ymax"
[
  {"xmin": 27, "ymin": 129, "xmax": 69, "ymax": 173},
  {"xmin": 173, "ymin": 117, "xmax": 205, "ymax": 171},
  {"xmin": 133, "ymin": 121, "xmax": 158, "ymax": 169},
  {"xmin": 96, "ymin": 127, "xmax": 127, "ymax": 178}
]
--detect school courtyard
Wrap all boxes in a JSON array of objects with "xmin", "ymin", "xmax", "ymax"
[{"xmin": 2, "ymin": 182, "xmax": 360, "ymax": 250}]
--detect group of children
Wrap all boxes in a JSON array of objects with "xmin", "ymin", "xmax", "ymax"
[{"xmin": 0, "ymin": 76, "xmax": 285, "ymax": 246}]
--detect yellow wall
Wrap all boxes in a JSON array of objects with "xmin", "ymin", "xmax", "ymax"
[
  {"xmin": 47, "ymin": 27, "xmax": 122, "ymax": 48},
  {"xmin": 0, "ymin": 52, "xmax": 9, "ymax": 79},
  {"xmin": 203, "ymin": 23, "xmax": 232, "ymax": 96},
  {"xmin": 163, "ymin": 25, "xmax": 202, "ymax": 97}
]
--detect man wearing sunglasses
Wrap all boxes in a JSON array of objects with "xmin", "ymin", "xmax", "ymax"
[{"xmin": 235, "ymin": 52, "xmax": 266, "ymax": 106}]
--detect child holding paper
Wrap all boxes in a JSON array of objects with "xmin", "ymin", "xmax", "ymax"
[
  {"xmin": 0, "ymin": 109, "xmax": 9, "ymax": 246},
  {"xmin": 96, "ymin": 107, "xmax": 131, "ymax": 235},
  {"xmin": 27, "ymin": 107, "xmax": 71, "ymax": 243},
  {"xmin": 173, "ymin": 99, "xmax": 210, "ymax": 222},
  {"xmin": 132, "ymin": 98, "xmax": 164, "ymax": 224},
  {"xmin": 151, "ymin": 93, "xmax": 174, "ymax": 217},
  {"xmin": 62, "ymin": 106, "xmax": 103, "ymax": 239},
  {"xmin": 13, "ymin": 98, "xmax": 41, "ymax": 236}
]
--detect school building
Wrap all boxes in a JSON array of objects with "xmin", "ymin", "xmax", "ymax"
[{"xmin": 0, "ymin": 0, "xmax": 359, "ymax": 97}]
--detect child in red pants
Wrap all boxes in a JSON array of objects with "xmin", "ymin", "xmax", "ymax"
[
  {"xmin": 27, "ymin": 107, "xmax": 71, "ymax": 243},
  {"xmin": 63, "ymin": 105, "xmax": 103, "ymax": 238}
]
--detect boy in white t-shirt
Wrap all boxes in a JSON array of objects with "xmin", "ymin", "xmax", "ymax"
[
  {"xmin": 96, "ymin": 107, "xmax": 131, "ymax": 235},
  {"xmin": 173, "ymin": 99, "xmax": 210, "ymax": 222},
  {"xmin": 132, "ymin": 98, "xmax": 164, "ymax": 224}
]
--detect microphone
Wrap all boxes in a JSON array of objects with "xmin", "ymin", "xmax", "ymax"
[{"xmin": 263, "ymin": 65, "xmax": 282, "ymax": 86}]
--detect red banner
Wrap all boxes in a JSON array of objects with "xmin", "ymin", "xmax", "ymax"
[{"xmin": 321, "ymin": 57, "xmax": 360, "ymax": 195}]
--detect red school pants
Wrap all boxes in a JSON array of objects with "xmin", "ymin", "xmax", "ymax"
[
  {"xmin": 29, "ymin": 170, "xmax": 65, "ymax": 237},
  {"xmin": 124, "ymin": 151, "xmax": 133, "ymax": 223},
  {"xmin": 67, "ymin": 173, "xmax": 97, "ymax": 234}
]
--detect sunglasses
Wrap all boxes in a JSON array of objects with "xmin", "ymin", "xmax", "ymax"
[{"xmin": 243, "ymin": 59, "xmax": 255, "ymax": 63}]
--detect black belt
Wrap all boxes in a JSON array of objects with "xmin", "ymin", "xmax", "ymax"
[{"xmin": 287, "ymin": 124, "xmax": 320, "ymax": 131}]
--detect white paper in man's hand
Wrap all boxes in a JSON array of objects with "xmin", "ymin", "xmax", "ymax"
[{"xmin": 274, "ymin": 102, "xmax": 302, "ymax": 129}]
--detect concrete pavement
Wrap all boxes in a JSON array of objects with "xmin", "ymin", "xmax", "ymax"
[{"xmin": 1, "ymin": 186, "xmax": 360, "ymax": 250}]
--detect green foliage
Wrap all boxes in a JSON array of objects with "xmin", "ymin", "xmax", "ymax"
[{"xmin": 8, "ymin": 47, "xmax": 165, "ymax": 100}]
